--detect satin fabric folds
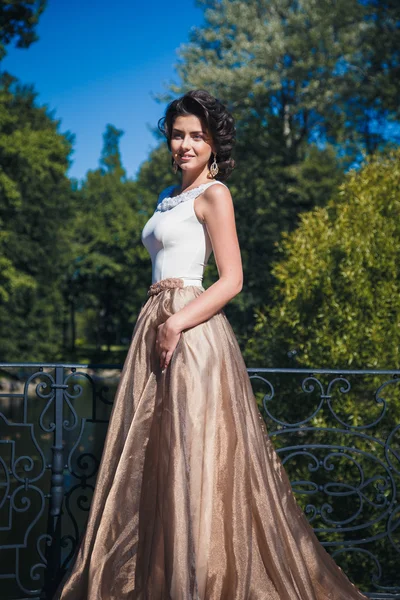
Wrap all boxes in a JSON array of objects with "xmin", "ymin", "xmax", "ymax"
[{"xmin": 54, "ymin": 280, "xmax": 368, "ymax": 600}]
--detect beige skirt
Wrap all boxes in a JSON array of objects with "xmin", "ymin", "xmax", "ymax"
[{"xmin": 53, "ymin": 278, "xmax": 368, "ymax": 599}]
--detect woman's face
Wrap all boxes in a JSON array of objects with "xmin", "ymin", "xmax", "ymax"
[{"xmin": 170, "ymin": 114, "xmax": 214, "ymax": 174}]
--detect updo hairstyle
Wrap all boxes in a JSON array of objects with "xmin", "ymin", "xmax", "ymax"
[{"xmin": 158, "ymin": 89, "xmax": 236, "ymax": 181}]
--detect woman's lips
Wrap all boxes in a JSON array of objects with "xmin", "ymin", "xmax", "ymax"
[{"xmin": 180, "ymin": 155, "xmax": 194, "ymax": 160}]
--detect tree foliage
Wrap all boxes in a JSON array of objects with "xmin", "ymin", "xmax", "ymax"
[
  {"xmin": 246, "ymin": 147, "xmax": 400, "ymax": 370},
  {"xmin": 0, "ymin": 73, "xmax": 74, "ymax": 360},
  {"xmin": 64, "ymin": 125, "xmax": 154, "ymax": 359},
  {"xmin": 165, "ymin": 0, "xmax": 400, "ymax": 155},
  {"xmin": 1, "ymin": 0, "xmax": 400, "ymax": 366},
  {"xmin": 0, "ymin": 0, "xmax": 46, "ymax": 61}
]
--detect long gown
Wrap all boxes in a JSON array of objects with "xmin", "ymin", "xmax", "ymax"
[{"xmin": 52, "ymin": 180, "xmax": 369, "ymax": 599}]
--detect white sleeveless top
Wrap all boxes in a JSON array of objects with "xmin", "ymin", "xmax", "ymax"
[{"xmin": 141, "ymin": 180, "xmax": 228, "ymax": 286}]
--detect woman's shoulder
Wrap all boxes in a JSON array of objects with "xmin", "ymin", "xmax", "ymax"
[
  {"xmin": 196, "ymin": 179, "xmax": 232, "ymax": 223},
  {"xmin": 210, "ymin": 180, "xmax": 229, "ymax": 189},
  {"xmin": 201, "ymin": 180, "xmax": 230, "ymax": 200},
  {"xmin": 204, "ymin": 180, "xmax": 231, "ymax": 199}
]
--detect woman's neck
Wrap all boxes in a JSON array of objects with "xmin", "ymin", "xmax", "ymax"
[{"xmin": 178, "ymin": 169, "xmax": 212, "ymax": 194}]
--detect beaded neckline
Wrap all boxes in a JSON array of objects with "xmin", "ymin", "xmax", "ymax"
[{"xmin": 155, "ymin": 181, "xmax": 222, "ymax": 212}]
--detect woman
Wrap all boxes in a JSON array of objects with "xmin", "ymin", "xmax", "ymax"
[{"xmin": 53, "ymin": 90, "xmax": 368, "ymax": 599}]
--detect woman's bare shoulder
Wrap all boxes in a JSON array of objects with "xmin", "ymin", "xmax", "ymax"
[{"xmin": 195, "ymin": 180, "xmax": 233, "ymax": 223}]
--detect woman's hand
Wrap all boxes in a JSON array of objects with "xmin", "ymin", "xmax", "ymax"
[{"xmin": 155, "ymin": 317, "xmax": 182, "ymax": 370}]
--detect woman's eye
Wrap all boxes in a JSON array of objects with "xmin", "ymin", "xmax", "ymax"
[{"xmin": 172, "ymin": 133, "xmax": 204, "ymax": 140}]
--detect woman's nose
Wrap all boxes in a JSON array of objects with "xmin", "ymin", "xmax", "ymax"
[{"xmin": 180, "ymin": 136, "xmax": 192, "ymax": 150}]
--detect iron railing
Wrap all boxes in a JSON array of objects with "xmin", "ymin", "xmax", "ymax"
[{"xmin": 0, "ymin": 363, "xmax": 399, "ymax": 599}]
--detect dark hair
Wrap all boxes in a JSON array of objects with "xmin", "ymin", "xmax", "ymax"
[{"xmin": 158, "ymin": 89, "xmax": 236, "ymax": 181}]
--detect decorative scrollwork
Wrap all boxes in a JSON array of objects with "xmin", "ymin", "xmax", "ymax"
[
  {"xmin": 1, "ymin": 364, "xmax": 399, "ymax": 596},
  {"xmin": 248, "ymin": 368, "xmax": 400, "ymax": 595}
]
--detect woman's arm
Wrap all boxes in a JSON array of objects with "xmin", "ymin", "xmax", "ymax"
[{"xmin": 169, "ymin": 182, "xmax": 243, "ymax": 333}]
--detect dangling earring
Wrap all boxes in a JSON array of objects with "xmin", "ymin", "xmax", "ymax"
[
  {"xmin": 172, "ymin": 153, "xmax": 179, "ymax": 174},
  {"xmin": 209, "ymin": 152, "xmax": 219, "ymax": 178}
]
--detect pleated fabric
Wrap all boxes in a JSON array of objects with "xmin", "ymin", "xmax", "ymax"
[{"xmin": 53, "ymin": 280, "xmax": 368, "ymax": 600}]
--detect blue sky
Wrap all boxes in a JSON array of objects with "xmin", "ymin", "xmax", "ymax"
[{"xmin": 1, "ymin": 0, "xmax": 204, "ymax": 181}]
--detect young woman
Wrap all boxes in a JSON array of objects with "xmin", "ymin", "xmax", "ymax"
[{"xmin": 53, "ymin": 90, "xmax": 368, "ymax": 599}]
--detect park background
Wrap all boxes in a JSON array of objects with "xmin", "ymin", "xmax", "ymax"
[
  {"xmin": 0, "ymin": 0, "xmax": 400, "ymax": 370},
  {"xmin": 0, "ymin": 1, "xmax": 400, "ymax": 597}
]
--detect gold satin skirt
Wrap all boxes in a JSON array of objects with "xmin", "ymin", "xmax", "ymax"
[{"xmin": 53, "ymin": 278, "xmax": 368, "ymax": 599}]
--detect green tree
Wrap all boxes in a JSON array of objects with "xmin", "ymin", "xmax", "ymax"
[
  {"xmin": 0, "ymin": 0, "xmax": 46, "ymax": 61},
  {"xmin": 163, "ymin": 0, "xmax": 400, "ymax": 157},
  {"xmin": 66, "ymin": 125, "xmax": 153, "ymax": 359},
  {"xmin": 246, "ymin": 147, "xmax": 400, "ymax": 370},
  {"xmin": 0, "ymin": 73, "xmax": 74, "ymax": 360},
  {"xmin": 346, "ymin": 0, "xmax": 400, "ymax": 120}
]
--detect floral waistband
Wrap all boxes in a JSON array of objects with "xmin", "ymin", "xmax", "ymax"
[{"xmin": 147, "ymin": 278, "xmax": 185, "ymax": 296}]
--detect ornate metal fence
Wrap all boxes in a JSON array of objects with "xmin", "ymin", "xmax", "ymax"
[{"xmin": 0, "ymin": 363, "xmax": 399, "ymax": 599}]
